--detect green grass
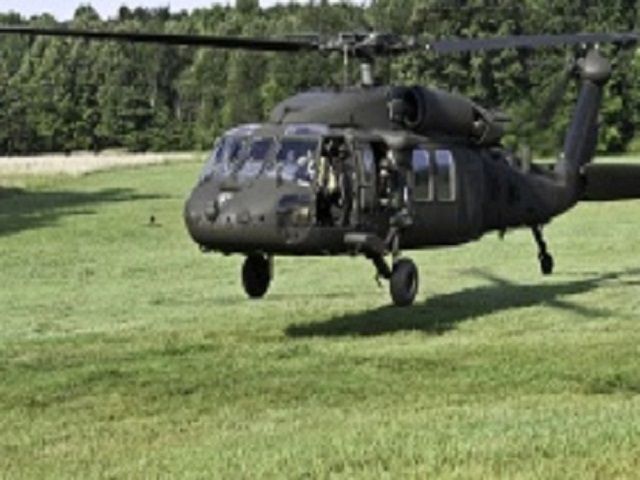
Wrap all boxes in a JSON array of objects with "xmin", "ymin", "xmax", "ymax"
[{"xmin": 1, "ymin": 159, "xmax": 640, "ymax": 478}]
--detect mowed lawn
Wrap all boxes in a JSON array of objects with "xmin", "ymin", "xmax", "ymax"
[{"xmin": 1, "ymin": 159, "xmax": 640, "ymax": 479}]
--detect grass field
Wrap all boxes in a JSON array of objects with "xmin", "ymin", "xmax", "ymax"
[{"xmin": 1, "ymin": 157, "xmax": 640, "ymax": 478}]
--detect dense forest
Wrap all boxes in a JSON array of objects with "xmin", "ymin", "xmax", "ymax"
[{"xmin": 1, "ymin": 0, "xmax": 639, "ymax": 156}]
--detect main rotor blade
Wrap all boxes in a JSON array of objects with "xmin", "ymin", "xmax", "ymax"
[
  {"xmin": 427, "ymin": 32, "xmax": 640, "ymax": 54},
  {"xmin": 2, "ymin": 26, "xmax": 639, "ymax": 57},
  {"xmin": 0, "ymin": 26, "xmax": 320, "ymax": 53}
]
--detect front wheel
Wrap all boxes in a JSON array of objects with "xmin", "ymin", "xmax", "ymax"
[
  {"xmin": 390, "ymin": 258, "xmax": 419, "ymax": 307},
  {"xmin": 242, "ymin": 254, "xmax": 272, "ymax": 299}
]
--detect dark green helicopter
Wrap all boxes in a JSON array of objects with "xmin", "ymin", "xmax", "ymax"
[{"xmin": 3, "ymin": 27, "xmax": 640, "ymax": 306}]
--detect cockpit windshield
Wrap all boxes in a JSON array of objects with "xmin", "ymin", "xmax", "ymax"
[
  {"xmin": 199, "ymin": 135, "xmax": 243, "ymax": 181},
  {"xmin": 200, "ymin": 134, "xmax": 273, "ymax": 180},
  {"xmin": 236, "ymin": 137, "xmax": 274, "ymax": 179},
  {"xmin": 199, "ymin": 128, "xmax": 319, "ymax": 183}
]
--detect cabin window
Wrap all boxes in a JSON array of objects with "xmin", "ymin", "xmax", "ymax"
[
  {"xmin": 434, "ymin": 150, "xmax": 456, "ymax": 202},
  {"xmin": 411, "ymin": 148, "xmax": 434, "ymax": 201}
]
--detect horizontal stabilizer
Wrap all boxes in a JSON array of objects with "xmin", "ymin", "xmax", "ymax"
[{"xmin": 582, "ymin": 163, "xmax": 640, "ymax": 201}]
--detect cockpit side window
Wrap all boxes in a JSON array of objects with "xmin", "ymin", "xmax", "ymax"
[
  {"xmin": 274, "ymin": 138, "xmax": 319, "ymax": 183},
  {"xmin": 200, "ymin": 136, "xmax": 239, "ymax": 182},
  {"xmin": 199, "ymin": 141, "xmax": 223, "ymax": 182}
]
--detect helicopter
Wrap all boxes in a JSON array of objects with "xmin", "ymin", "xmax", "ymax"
[{"xmin": 3, "ymin": 26, "xmax": 640, "ymax": 307}]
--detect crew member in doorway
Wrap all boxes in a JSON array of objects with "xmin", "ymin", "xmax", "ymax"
[
  {"xmin": 316, "ymin": 141, "xmax": 338, "ymax": 226},
  {"xmin": 335, "ymin": 143, "xmax": 354, "ymax": 227}
]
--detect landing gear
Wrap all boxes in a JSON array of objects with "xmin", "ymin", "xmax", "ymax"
[
  {"xmin": 532, "ymin": 226, "xmax": 554, "ymax": 276},
  {"xmin": 349, "ymin": 240, "xmax": 419, "ymax": 307},
  {"xmin": 390, "ymin": 258, "xmax": 419, "ymax": 307},
  {"xmin": 242, "ymin": 253, "xmax": 272, "ymax": 298},
  {"xmin": 345, "ymin": 227, "xmax": 419, "ymax": 307}
]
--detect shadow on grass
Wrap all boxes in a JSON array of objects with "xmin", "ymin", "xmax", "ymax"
[
  {"xmin": 286, "ymin": 269, "xmax": 639, "ymax": 338},
  {"xmin": 0, "ymin": 186, "xmax": 168, "ymax": 236}
]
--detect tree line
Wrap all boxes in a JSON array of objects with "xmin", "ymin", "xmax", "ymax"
[{"xmin": 1, "ymin": 0, "xmax": 639, "ymax": 156}]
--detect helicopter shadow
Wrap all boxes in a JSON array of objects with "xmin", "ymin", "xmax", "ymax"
[
  {"xmin": 286, "ymin": 269, "xmax": 640, "ymax": 338},
  {"xmin": 0, "ymin": 186, "xmax": 168, "ymax": 237}
]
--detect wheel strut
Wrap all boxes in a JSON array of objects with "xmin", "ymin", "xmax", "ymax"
[
  {"xmin": 369, "ymin": 253, "xmax": 392, "ymax": 281},
  {"xmin": 384, "ymin": 226, "xmax": 401, "ymax": 261},
  {"xmin": 352, "ymin": 229, "xmax": 418, "ymax": 306}
]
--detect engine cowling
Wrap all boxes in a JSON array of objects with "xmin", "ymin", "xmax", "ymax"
[{"xmin": 387, "ymin": 86, "xmax": 503, "ymax": 145}]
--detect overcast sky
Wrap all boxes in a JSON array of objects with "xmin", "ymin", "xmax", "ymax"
[{"xmin": 0, "ymin": 1, "xmax": 358, "ymax": 21}]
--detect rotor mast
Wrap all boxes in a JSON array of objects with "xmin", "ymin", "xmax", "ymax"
[{"xmin": 325, "ymin": 32, "xmax": 417, "ymax": 88}]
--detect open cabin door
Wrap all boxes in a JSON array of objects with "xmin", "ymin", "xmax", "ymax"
[{"xmin": 315, "ymin": 135, "xmax": 357, "ymax": 228}]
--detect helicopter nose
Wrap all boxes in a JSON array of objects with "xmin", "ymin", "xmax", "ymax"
[
  {"xmin": 184, "ymin": 184, "xmax": 217, "ymax": 245},
  {"xmin": 183, "ymin": 195, "xmax": 199, "ymax": 227},
  {"xmin": 184, "ymin": 177, "xmax": 316, "ymax": 253},
  {"xmin": 184, "ymin": 195, "xmax": 200, "ymax": 242}
]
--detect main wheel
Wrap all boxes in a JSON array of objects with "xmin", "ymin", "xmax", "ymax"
[
  {"xmin": 242, "ymin": 254, "xmax": 272, "ymax": 299},
  {"xmin": 390, "ymin": 258, "xmax": 419, "ymax": 307}
]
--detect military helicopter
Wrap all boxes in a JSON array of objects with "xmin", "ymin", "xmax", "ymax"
[{"xmin": 3, "ymin": 26, "xmax": 640, "ymax": 306}]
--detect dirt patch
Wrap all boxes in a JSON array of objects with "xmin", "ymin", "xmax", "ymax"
[{"xmin": 0, "ymin": 151, "xmax": 200, "ymax": 176}]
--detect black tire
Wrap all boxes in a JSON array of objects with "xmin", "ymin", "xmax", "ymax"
[
  {"xmin": 242, "ymin": 254, "xmax": 271, "ymax": 299},
  {"xmin": 390, "ymin": 258, "xmax": 419, "ymax": 307},
  {"xmin": 540, "ymin": 253, "xmax": 554, "ymax": 276}
]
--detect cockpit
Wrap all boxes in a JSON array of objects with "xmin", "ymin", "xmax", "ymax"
[
  {"xmin": 199, "ymin": 124, "xmax": 324, "ymax": 185},
  {"xmin": 187, "ymin": 123, "xmax": 364, "ymax": 242}
]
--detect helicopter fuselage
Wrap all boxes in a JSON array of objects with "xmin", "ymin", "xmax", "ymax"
[
  {"xmin": 183, "ymin": 123, "xmax": 563, "ymax": 257},
  {"xmin": 184, "ymin": 53, "xmax": 613, "ymax": 306}
]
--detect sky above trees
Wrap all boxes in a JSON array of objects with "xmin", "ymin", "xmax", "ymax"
[{"xmin": 0, "ymin": 0, "xmax": 361, "ymax": 21}]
